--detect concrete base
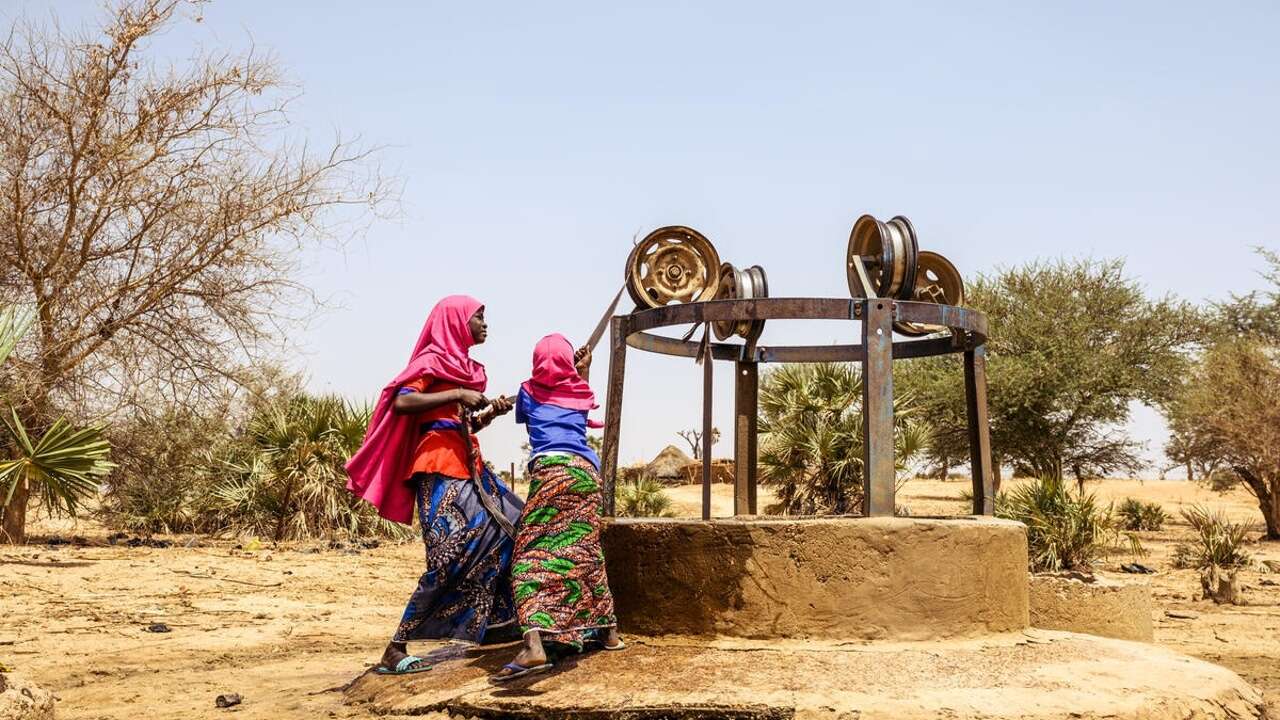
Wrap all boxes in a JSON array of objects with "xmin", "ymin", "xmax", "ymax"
[
  {"xmin": 600, "ymin": 516, "xmax": 1029, "ymax": 641},
  {"xmin": 345, "ymin": 631, "xmax": 1265, "ymax": 719},
  {"xmin": 1029, "ymin": 574, "xmax": 1154, "ymax": 642}
]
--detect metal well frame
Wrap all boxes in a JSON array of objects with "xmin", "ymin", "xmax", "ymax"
[{"xmin": 599, "ymin": 297, "xmax": 995, "ymax": 520}]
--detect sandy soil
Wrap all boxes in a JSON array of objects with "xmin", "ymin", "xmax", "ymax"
[{"xmin": 1, "ymin": 478, "xmax": 1277, "ymax": 718}]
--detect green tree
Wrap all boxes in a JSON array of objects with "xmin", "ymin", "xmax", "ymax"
[
  {"xmin": 758, "ymin": 362, "xmax": 929, "ymax": 515},
  {"xmin": 893, "ymin": 356, "xmax": 970, "ymax": 481},
  {"xmin": 966, "ymin": 259, "xmax": 1195, "ymax": 489},
  {"xmin": 1167, "ymin": 339, "xmax": 1280, "ymax": 539}
]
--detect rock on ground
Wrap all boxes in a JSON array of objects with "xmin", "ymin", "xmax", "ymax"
[{"xmin": 0, "ymin": 672, "xmax": 54, "ymax": 720}]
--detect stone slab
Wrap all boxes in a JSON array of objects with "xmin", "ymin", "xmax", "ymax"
[{"xmin": 345, "ymin": 631, "xmax": 1265, "ymax": 719}]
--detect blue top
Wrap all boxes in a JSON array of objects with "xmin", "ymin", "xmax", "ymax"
[{"xmin": 515, "ymin": 387, "xmax": 600, "ymax": 470}]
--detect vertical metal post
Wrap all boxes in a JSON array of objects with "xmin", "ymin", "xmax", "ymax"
[
  {"xmin": 701, "ymin": 326, "xmax": 714, "ymax": 521},
  {"xmin": 601, "ymin": 316, "xmax": 628, "ymax": 517},
  {"xmin": 734, "ymin": 361, "xmax": 759, "ymax": 516},
  {"xmin": 965, "ymin": 345, "xmax": 995, "ymax": 515},
  {"xmin": 861, "ymin": 300, "xmax": 895, "ymax": 517}
]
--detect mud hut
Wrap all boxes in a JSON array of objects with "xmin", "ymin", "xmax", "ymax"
[{"xmin": 645, "ymin": 445, "xmax": 694, "ymax": 486}]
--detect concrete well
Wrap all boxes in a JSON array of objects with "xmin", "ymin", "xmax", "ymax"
[{"xmin": 600, "ymin": 516, "xmax": 1029, "ymax": 641}]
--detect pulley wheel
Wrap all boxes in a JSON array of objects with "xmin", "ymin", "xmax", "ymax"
[
  {"xmin": 847, "ymin": 214, "xmax": 918, "ymax": 300},
  {"xmin": 713, "ymin": 263, "xmax": 739, "ymax": 341},
  {"xmin": 894, "ymin": 251, "xmax": 965, "ymax": 337},
  {"xmin": 740, "ymin": 265, "xmax": 769, "ymax": 342},
  {"xmin": 711, "ymin": 263, "xmax": 770, "ymax": 341},
  {"xmin": 626, "ymin": 226, "xmax": 722, "ymax": 308}
]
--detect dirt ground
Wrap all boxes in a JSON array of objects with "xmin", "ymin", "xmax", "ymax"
[{"xmin": 1, "ymin": 478, "xmax": 1277, "ymax": 719}]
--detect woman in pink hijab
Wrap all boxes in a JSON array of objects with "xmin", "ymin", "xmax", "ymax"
[
  {"xmin": 346, "ymin": 295, "xmax": 523, "ymax": 675},
  {"xmin": 491, "ymin": 333, "xmax": 622, "ymax": 681}
]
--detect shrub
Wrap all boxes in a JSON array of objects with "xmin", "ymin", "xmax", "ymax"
[
  {"xmin": 995, "ymin": 477, "xmax": 1119, "ymax": 572},
  {"xmin": 101, "ymin": 388, "xmax": 410, "ymax": 542},
  {"xmin": 100, "ymin": 407, "xmax": 232, "ymax": 535},
  {"xmin": 206, "ymin": 393, "xmax": 408, "ymax": 541},
  {"xmin": 618, "ymin": 473, "xmax": 675, "ymax": 518},
  {"xmin": 1173, "ymin": 506, "xmax": 1251, "ymax": 569},
  {"xmin": 1117, "ymin": 498, "xmax": 1167, "ymax": 531}
]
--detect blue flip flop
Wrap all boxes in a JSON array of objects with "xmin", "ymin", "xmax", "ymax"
[
  {"xmin": 374, "ymin": 655, "xmax": 433, "ymax": 675},
  {"xmin": 490, "ymin": 661, "xmax": 553, "ymax": 682}
]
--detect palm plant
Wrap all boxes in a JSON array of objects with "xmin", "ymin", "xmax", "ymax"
[
  {"xmin": 758, "ymin": 362, "xmax": 930, "ymax": 515},
  {"xmin": 0, "ymin": 306, "xmax": 114, "ymax": 543},
  {"xmin": 208, "ymin": 393, "xmax": 407, "ymax": 541},
  {"xmin": 618, "ymin": 472, "xmax": 675, "ymax": 518},
  {"xmin": 1173, "ymin": 506, "xmax": 1252, "ymax": 569},
  {"xmin": 1117, "ymin": 498, "xmax": 1167, "ymax": 531},
  {"xmin": 996, "ymin": 476, "xmax": 1119, "ymax": 572}
]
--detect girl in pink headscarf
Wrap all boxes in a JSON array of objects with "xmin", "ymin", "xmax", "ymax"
[
  {"xmin": 491, "ymin": 334, "xmax": 622, "ymax": 682},
  {"xmin": 346, "ymin": 295, "xmax": 523, "ymax": 675}
]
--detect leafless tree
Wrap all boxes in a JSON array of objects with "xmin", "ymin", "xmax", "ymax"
[
  {"xmin": 677, "ymin": 427, "xmax": 720, "ymax": 460},
  {"xmin": 0, "ymin": 0, "xmax": 392, "ymax": 541}
]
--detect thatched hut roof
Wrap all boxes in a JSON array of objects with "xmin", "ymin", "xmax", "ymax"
[{"xmin": 645, "ymin": 445, "xmax": 694, "ymax": 480}]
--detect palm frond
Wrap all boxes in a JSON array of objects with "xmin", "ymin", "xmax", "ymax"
[
  {"xmin": 0, "ymin": 305, "xmax": 34, "ymax": 368},
  {"xmin": 0, "ymin": 411, "xmax": 114, "ymax": 516}
]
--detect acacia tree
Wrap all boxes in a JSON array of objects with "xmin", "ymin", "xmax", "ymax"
[
  {"xmin": 1163, "ymin": 249, "xmax": 1280, "ymax": 539},
  {"xmin": 897, "ymin": 259, "xmax": 1198, "ymax": 490},
  {"xmin": 893, "ymin": 356, "xmax": 971, "ymax": 481},
  {"xmin": 1169, "ymin": 340, "xmax": 1280, "ymax": 539},
  {"xmin": 0, "ymin": 0, "xmax": 389, "ymax": 542}
]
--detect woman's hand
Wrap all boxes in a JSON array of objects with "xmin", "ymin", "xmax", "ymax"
[{"xmin": 455, "ymin": 389, "xmax": 488, "ymax": 409}]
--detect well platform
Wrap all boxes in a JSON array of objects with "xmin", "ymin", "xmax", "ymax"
[
  {"xmin": 601, "ymin": 516, "xmax": 1028, "ymax": 641},
  {"xmin": 345, "ymin": 517, "xmax": 1267, "ymax": 718}
]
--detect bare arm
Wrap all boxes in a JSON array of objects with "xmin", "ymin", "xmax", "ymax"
[{"xmin": 393, "ymin": 388, "xmax": 486, "ymax": 415}]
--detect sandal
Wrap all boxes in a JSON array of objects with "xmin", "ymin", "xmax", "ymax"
[
  {"xmin": 490, "ymin": 661, "xmax": 553, "ymax": 682},
  {"xmin": 374, "ymin": 655, "xmax": 433, "ymax": 675}
]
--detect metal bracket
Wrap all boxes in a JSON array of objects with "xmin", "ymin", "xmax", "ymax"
[{"xmin": 850, "ymin": 255, "xmax": 880, "ymax": 301}]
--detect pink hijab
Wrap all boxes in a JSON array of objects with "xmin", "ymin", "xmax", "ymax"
[
  {"xmin": 521, "ymin": 333, "xmax": 603, "ymax": 428},
  {"xmin": 345, "ymin": 295, "xmax": 487, "ymax": 524}
]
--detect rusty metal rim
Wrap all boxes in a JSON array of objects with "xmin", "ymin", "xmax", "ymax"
[{"xmin": 618, "ymin": 297, "xmax": 987, "ymax": 362}]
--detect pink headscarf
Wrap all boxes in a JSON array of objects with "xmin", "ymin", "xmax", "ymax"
[
  {"xmin": 521, "ymin": 333, "xmax": 603, "ymax": 428},
  {"xmin": 345, "ymin": 295, "xmax": 487, "ymax": 524}
]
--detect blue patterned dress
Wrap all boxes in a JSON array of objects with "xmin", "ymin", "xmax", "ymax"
[{"xmin": 393, "ymin": 467, "xmax": 524, "ymax": 643}]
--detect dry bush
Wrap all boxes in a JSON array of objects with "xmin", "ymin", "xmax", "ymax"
[{"xmin": 101, "ymin": 381, "xmax": 409, "ymax": 542}]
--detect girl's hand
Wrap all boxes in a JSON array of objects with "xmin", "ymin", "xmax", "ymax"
[
  {"xmin": 574, "ymin": 347, "xmax": 592, "ymax": 377},
  {"xmin": 455, "ymin": 389, "xmax": 488, "ymax": 408},
  {"xmin": 489, "ymin": 395, "xmax": 514, "ymax": 416}
]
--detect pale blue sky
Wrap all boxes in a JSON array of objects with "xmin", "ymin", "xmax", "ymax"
[{"xmin": 14, "ymin": 1, "xmax": 1280, "ymax": 474}]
